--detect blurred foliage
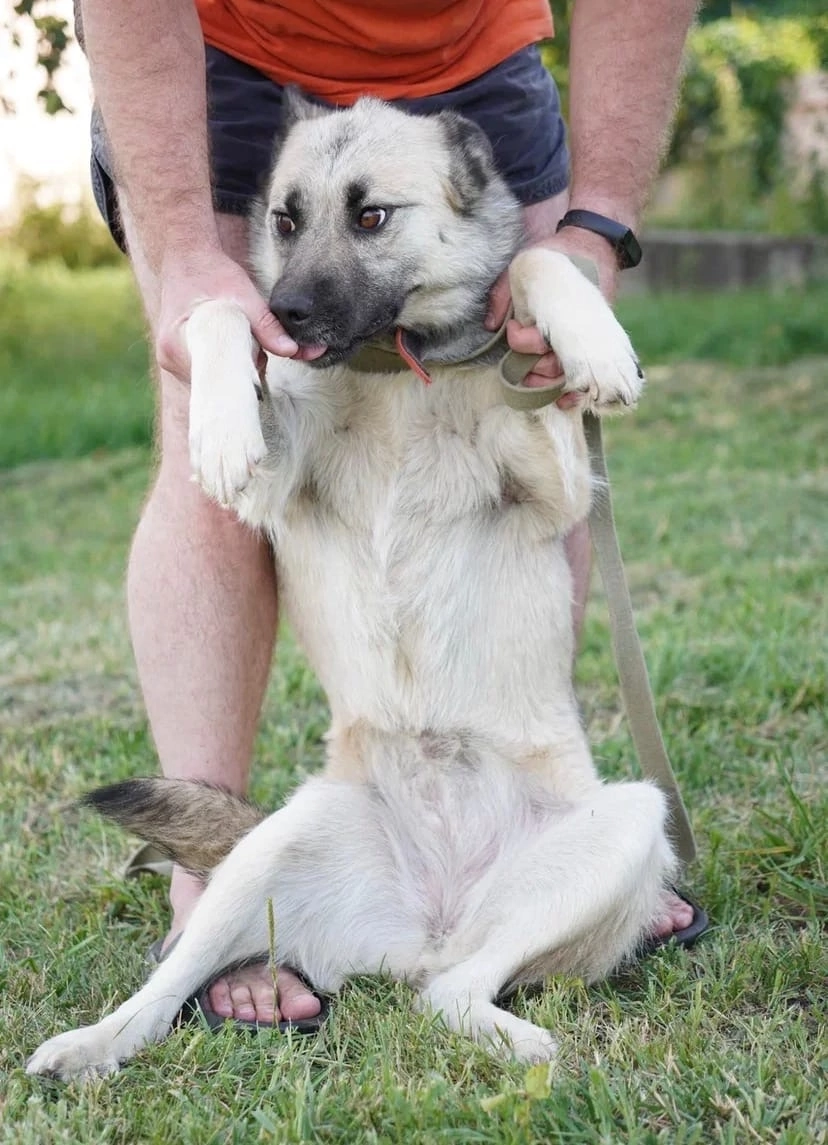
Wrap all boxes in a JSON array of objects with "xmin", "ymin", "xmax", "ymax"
[
  {"xmin": 545, "ymin": 5, "xmax": 828, "ymax": 234},
  {"xmin": 670, "ymin": 16, "xmax": 826, "ymax": 183},
  {"xmin": 5, "ymin": 180, "xmax": 124, "ymax": 270},
  {"xmin": 2, "ymin": 0, "xmax": 72, "ymax": 115},
  {"xmin": 666, "ymin": 14, "xmax": 828, "ymax": 232}
]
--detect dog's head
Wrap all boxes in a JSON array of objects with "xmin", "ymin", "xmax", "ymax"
[{"xmin": 251, "ymin": 92, "xmax": 523, "ymax": 366}]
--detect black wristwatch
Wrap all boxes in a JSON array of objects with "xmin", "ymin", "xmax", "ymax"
[{"xmin": 556, "ymin": 209, "xmax": 642, "ymax": 270}]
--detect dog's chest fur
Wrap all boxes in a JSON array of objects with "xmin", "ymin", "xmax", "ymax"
[{"xmin": 238, "ymin": 359, "xmax": 593, "ymax": 742}]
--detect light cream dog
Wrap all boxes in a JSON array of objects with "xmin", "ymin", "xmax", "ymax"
[{"xmin": 28, "ymin": 97, "xmax": 675, "ymax": 1081}]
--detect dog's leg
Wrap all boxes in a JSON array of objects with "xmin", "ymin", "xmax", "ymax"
[
  {"xmin": 418, "ymin": 780, "xmax": 675, "ymax": 1063},
  {"xmin": 186, "ymin": 300, "xmax": 268, "ymax": 507},
  {"xmin": 509, "ymin": 249, "xmax": 644, "ymax": 413},
  {"xmin": 26, "ymin": 783, "xmax": 342, "ymax": 1082}
]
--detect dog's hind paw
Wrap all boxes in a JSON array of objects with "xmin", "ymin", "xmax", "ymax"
[
  {"xmin": 487, "ymin": 1014, "xmax": 559, "ymax": 1064},
  {"xmin": 26, "ymin": 1026, "xmax": 121, "ymax": 1083},
  {"xmin": 422, "ymin": 987, "xmax": 559, "ymax": 1065}
]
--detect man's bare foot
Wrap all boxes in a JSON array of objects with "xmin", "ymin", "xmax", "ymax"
[
  {"xmin": 649, "ymin": 889, "xmax": 696, "ymax": 942},
  {"xmin": 167, "ymin": 868, "xmax": 322, "ymax": 1024},
  {"xmin": 204, "ymin": 959, "xmax": 321, "ymax": 1023}
]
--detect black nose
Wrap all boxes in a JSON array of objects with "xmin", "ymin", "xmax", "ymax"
[{"xmin": 269, "ymin": 287, "xmax": 314, "ymax": 335}]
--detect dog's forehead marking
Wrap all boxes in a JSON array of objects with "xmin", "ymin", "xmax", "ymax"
[
  {"xmin": 284, "ymin": 187, "xmax": 304, "ymax": 219},
  {"xmin": 274, "ymin": 103, "xmax": 449, "ymax": 206},
  {"xmin": 346, "ymin": 180, "xmax": 369, "ymax": 211}
]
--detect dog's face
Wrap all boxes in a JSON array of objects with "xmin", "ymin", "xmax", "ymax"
[{"xmin": 251, "ymin": 94, "xmax": 523, "ymax": 365}]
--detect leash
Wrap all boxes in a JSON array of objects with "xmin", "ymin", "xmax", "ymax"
[{"xmin": 581, "ymin": 412, "xmax": 697, "ymax": 865}]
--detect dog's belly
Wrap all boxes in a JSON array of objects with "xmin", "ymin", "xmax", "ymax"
[
  {"xmin": 276, "ymin": 509, "xmax": 578, "ymax": 737},
  {"xmin": 378, "ymin": 753, "xmax": 554, "ymax": 960},
  {"xmin": 304, "ymin": 727, "xmax": 574, "ymax": 978}
]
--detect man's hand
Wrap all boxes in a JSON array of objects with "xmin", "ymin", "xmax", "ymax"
[
  {"xmin": 155, "ymin": 247, "xmax": 328, "ymax": 383},
  {"xmin": 486, "ymin": 224, "xmax": 622, "ymax": 410}
]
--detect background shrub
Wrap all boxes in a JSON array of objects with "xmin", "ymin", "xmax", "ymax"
[
  {"xmin": 545, "ymin": 6, "xmax": 828, "ymax": 234},
  {"xmin": 4, "ymin": 180, "xmax": 123, "ymax": 270}
]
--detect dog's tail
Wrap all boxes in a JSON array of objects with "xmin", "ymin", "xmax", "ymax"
[{"xmin": 83, "ymin": 778, "xmax": 266, "ymax": 878}]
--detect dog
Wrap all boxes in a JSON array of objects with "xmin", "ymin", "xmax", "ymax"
[{"xmin": 28, "ymin": 93, "xmax": 675, "ymax": 1081}]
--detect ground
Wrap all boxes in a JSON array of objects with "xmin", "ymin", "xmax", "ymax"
[{"xmin": 0, "ymin": 264, "xmax": 825, "ymax": 1143}]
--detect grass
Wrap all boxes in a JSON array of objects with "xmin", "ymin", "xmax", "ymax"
[
  {"xmin": 0, "ymin": 266, "xmax": 826, "ymax": 1142},
  {"xmin": 0, "ymin": 259, "xmax": 153, "ymax": 469}
]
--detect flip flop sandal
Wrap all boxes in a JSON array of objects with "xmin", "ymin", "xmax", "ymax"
[
  {"xmin": 639, "ymin": 887, "xmax": 710, "ymax": 956},
  {"xmin": 123, "ymin": 842, "xmax": 174, "ymax": 880},
  {"xmin": 146, "ymin": 938, "xmax": 329, "ymax": 1035}
]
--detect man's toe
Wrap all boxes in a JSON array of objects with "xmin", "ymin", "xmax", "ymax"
[
  {"xmin": 206, "ymin": 974, "xmax": 236, "ymax": 1019},
  {"xmin": 277, "ymin": 968, "xmax": 322, "ymax": 1021},
  {"xmin": 668, "ymin": 891, "xmax": 695, "ymax": 932}
]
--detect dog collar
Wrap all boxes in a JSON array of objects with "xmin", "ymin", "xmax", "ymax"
[{"xmin": 346, "ymin": 254, "xmax": 599, "ymax": 412}]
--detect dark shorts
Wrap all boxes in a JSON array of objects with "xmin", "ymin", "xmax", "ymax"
[{"xmin": 91, "ymin": 43, "xmax": 569, "ymax": 252}]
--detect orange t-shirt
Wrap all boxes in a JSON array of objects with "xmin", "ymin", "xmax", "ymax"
[{"xmin": 195, "ymin": 0, "xmax": 554, "ymax": 104}]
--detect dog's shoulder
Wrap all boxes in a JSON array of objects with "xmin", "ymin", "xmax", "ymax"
[{"xmin": 248, "ymin": 359, "xmax": 592, "ymax": 542}]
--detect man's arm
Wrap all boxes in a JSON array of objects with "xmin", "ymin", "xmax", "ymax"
[
  {"xmin": 81, "ymin": 0, "xmax": 299, "ymax": 378},
  {"xmin": 499, "ymin": 0, "xmax": 699, "ymax": 387},
  {"xmin": 564, "ymin": 0, "xmax": 700, "ymax": 272}
]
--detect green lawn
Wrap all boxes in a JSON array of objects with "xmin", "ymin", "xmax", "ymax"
[{"xmin": 0, "ymin": 266, "xmax": 825, "ymax": 1142}]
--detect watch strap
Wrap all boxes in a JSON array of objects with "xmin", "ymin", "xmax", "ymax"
[{"xmin": 556, "ymin": 209, "xmax": 643, "ymax": 270}]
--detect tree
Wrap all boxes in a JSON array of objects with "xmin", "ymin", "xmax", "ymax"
[{"xmin": 2, "ymin": 0, "xmax": 73, "ymax": 115}]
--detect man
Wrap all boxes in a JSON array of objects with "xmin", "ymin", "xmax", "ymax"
[{"xmin": 78, "ymin": 0, "xmax": 700, "ymax": 1029}]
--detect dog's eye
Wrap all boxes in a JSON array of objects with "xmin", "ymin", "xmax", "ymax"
[
  {"xmin": 358, "ymin": 207, "xmax": 387, "ymax": 231},
  {"xmin": 273, "ymin": 212, "xmax": 296, "ymax": 236}
]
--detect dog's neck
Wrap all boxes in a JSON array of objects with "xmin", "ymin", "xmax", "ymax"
[
  {"xmin": 401, "ymin": 302, "xmax": 502, "ymax": 366},
  {"xmin": 347, "ymin": 272, "xmax": 516, "ymax": 380}
]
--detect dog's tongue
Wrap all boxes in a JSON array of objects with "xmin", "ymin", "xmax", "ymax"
[
  {"xmin": 395, "ymin": 328, "xmax": 432, "ymax": 386},
  {"xmin": 296, "ymin": 343, "xmax": 328, "ymax": 361}
]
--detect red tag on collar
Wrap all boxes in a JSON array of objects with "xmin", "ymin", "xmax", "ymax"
[{"xmin": 395, "ymin": 328, "xmax": 432, "ymax": 386}]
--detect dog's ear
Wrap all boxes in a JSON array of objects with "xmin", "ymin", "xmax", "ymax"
[
  {"xmin": 270, "ymin": 86, "xmax": 332, "ymax": 170},
  {"xmin": 437, "ymin": 112, "xmax": 497, "ymax": 215},
  {"xmin": 282, "ymin": 85, "xmax": 330, "ymax": 129}
]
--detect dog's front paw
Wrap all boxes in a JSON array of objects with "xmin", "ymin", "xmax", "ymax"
[
  {"xmin": 26, "ymin": 1026, "xmax": 121, "ymax": 1083},
  {"xmin": 185, "ymin": 300, "xmax": 269, "ymax": 508},
  {"xmin": 189, "ymin": 377, "xmax": 267, "ymax": 508},
  {"xmin": 509, "ymin": 249, "xmax": 644, "ymax": 413}
]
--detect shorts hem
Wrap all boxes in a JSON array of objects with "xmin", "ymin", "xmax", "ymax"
[
  {"xmin": 513, "ymin": 171, "xmax": 571, "ymax": 207},
  {"xmin": 213, "ymin": 194, "xmax": 255, "ymax": 217}
]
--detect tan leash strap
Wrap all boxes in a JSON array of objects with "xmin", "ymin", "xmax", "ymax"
[{"xmin": 584, "ymin": 413, "xmax": 697, "ymax": 866}]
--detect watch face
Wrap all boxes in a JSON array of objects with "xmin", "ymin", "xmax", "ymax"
[{"xmin": 618, "ymin": 229, "xmax": 643, "ymax": 270}]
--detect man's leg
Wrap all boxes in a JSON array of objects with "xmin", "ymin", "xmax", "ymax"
[
  {"xmin": 522, "ymin": 191, "xmax": 694, "ymax": 941},
  {"xmin": 123, "ymin": 204, "xmax": 320, "ymax": 1022}
]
